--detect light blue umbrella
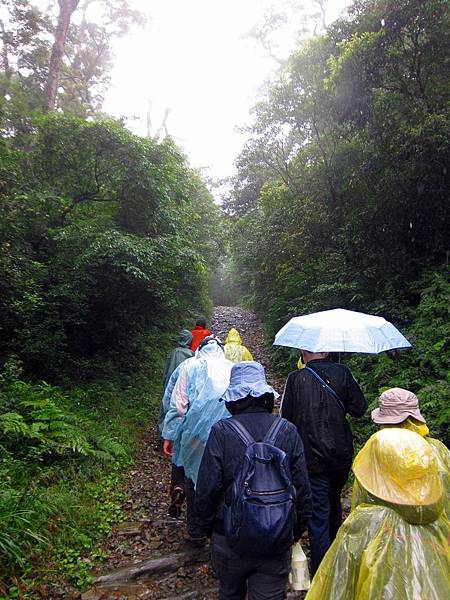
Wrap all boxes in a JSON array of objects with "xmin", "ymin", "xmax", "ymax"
[{"xmin": 273, "ymin": 308, "xmax": 411, "ymax": 354}]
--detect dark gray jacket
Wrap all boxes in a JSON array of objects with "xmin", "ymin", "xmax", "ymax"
[
  {"xmin": 281, "ymin": 360, "xmax": 367, "ymax": 474},
  {"xmin": 194, "ymin": 407, "xmax": 312, "ymax": 540}
]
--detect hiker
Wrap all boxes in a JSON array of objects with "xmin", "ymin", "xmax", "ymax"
[
  {"xmin": 159, "ymin": 356, "xmax": 196, "ymax": 517},
  {"xmin": 162, "ymin": 329, "xmax": 194, "ymax": 390},
  {"xmin": 162, "ymin": 336, "xmax": 233, "ymax": 546},
  {"xmin": 190, "ymin": 317, "xmax": 212, "ymax": 352},
  {"xmin": 356, "ymin": 387, "xmax": 450, "ymax": 516},
  {"xmin": 157, "ymin": 329, "xmax": 194, "ymax": 435},
  {"xmin": 305, "ymin": 428, "xmax": 450, "ymax": 600},
  {"xmin": 281, "ymin": 349, "xmax": 367, "ymax": 573},
  {"xmin": 195, "ymin": 361, "xmax": 312, "ymax": 600},
  {"xmin": 223, "ymin": 327, "xmax": 253, "ymax": 363}
]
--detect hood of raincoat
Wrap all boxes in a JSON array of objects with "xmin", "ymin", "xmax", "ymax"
[
  {"xmin": 353, "ymin": 428, "xmax": 443, "ymax": 524},
  {"xmin": 178, "ymin": 329, "xmax": 193, "ymax": 348},
  {"xmin": 225, "ymin": 328, "xmax": 242, "ymax": 344},
  {"xmin": 382, "ymin": 416, "xmax": 429, "ymax": 437}
]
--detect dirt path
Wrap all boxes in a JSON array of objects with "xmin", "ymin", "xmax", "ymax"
[{"xmin": 78, "ymin": 307, "xmax": 303, "ymax": 600}]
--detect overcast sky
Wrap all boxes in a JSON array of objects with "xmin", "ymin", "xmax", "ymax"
[{"xmin": 102, "ymin": 0, "xmax": 352, "ymax": 183}]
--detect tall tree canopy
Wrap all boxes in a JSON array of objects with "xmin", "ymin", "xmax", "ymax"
[{"xmin": 228, "ymin": 0, "xmax": 449, "ymax": 329}]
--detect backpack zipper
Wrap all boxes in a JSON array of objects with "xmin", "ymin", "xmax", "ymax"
[{"xmin": 244, "ymin": 481, "xmax": 289, "ymax": 496}]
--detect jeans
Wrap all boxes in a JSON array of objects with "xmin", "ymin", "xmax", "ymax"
[
  {"xmin": 308, "ymin": 468, "xmax": 349, "ymax": 573},
  {"xmin": 211, "ymin": 532, "xmax": 290, "ymax": 600}
]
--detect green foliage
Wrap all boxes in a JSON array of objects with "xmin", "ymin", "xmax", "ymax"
[
  {"xmin": 0, "ymin": 371, "xmax": 160, "ymax": 593},
  {"xmin": 229, "ymin": 0, "xmax": 449, "ymax": 332},
  {"xmin": 0, "ymin": 115, "xmax": 218, "ymax": 381},
  {"xmin": 347, "ymin": 272, "xmax": 450, "ymax": 446},
  {"xmin": 228, "ymin": 0, "xmax": 450, "ymax": 449}
]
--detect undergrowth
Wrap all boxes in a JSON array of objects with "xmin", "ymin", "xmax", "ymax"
[{"xmin": 0, "ymin": 367, "xmax": 162, "ymax": 598}]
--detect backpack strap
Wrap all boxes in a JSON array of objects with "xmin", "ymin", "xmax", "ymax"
[
  {"xmin": 304, "ymin": 366, "xmax": 346, "ymax": 412},
  {"xmin": 225, "ymin": 418, "xmax": 255, "ymax": 447},
  {"xmin": 263, "ymin": 418, "xmax": 287, "ymax": 446}
]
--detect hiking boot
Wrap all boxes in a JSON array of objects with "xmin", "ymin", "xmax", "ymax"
[{"xmin": 168, "ymin": 485, "xmax": 185, "ymax": 518}]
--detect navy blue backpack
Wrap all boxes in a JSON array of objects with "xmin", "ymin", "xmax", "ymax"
[{"xmin": 223, "ymin": 418, "xmax": 296, "ymax": 556}]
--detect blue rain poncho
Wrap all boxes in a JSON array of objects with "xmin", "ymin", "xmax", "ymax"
[
  {"xmin": 162, "ymin": 341, "xmax": 233, "ymax": 485},
  {"xmin": 157, "ymin": 356, "xmax": 196, "ymax": 435}
]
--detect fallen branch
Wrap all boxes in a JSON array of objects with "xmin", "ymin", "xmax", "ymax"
[{"xmin": 93, "ymin": 548, "xmax": 209, "ymax": 584}]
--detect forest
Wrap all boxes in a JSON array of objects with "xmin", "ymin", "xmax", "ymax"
[{"xmin": 0, "ymin": 0, "xmax": 449, "ymax": 597}]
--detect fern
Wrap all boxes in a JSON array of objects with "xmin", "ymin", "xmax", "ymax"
[{"xmin": 0, "ymin": 412, "xmax": 30, "ymax": 437}]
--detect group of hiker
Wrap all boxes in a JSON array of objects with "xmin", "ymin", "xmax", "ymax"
[{"xmin": 158, "ymin": 317, "xmax": 450, "ymax": 600}]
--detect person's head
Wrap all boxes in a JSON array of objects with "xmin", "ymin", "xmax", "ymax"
[
  {"xmin": 225, "ymin": 328, "xmax": 241, "ymax": 344},
  {"xmin": 195, "ymin": 317, "xmax": 207, "ymax": 328},
  {"xmin": 198, "ymin": 335, "xmax": 224, "ymax": 352},
  {"xmin": 371, "ymin": 388, "xmax": 426, "ymax": 426},
  {"xmin": 300, "ymin": 349, "xmax": 329, "ymax": 363},
  {"xmin": 353, "ymin": 428, "xmax": 442, "ymax": 508},
  {"xmin": 221, "ymin": 361, "xmax": 279, "ymax": 415},
  {"xmin": 178, "ymin": 329, "xmax": 193, "ymax": 347}
]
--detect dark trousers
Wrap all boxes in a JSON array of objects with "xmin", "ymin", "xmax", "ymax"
[
  {"xmin": 308, "ymin": 467, "xmax": 349, "ymax": 573},
  {"xmin": 211, "ymin": 533, "xmax": 290, "ymax": 600},
  {"xmin": 185, "ymin": 477, "xmax": 205, "ymax": 539},
  {"xmin": 171, "ymin": 464, "xmax": 185, "ymax": 489}
]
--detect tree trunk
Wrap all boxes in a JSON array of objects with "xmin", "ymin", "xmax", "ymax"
[
  {"xmin": 0, "ymin": 19, "xmax": 13, "ymax": 95},
  {"xmin": 43, "ymin": 0, "xmax": 80, "ymax": 112}
]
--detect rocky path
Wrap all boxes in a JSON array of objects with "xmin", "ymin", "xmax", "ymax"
[{"xmin": 79, "ymin": 307, "xmax": 303, "ymax": 600}]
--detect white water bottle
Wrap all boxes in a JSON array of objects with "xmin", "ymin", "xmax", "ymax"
[{"xmin": 289, "ymin": 541, "xmax": 310, "ymax": 591}]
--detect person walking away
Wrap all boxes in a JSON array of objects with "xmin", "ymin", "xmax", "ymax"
[
  {"xmin": 158, "ymin": 329, "xmax": 194, "ymax": 435},
  {"xmin": 223, "ymin": 328, "xmax": 253, "ymax": 363},
  {"xmin": 159, "ymin": 356, "xmax": 196, "ymax": 517},
  {"xmin": 305, "ymin": 428, "xmax": 449, "ymax": 600},
  {"xmin": 162, "ymin": 329, "xmax": 194, "ymax": 390},
  {"xmin": 162, "ymin": 336, "xmax": 233, "ymax": 546},
  {"xmin": 190, "ymin": 317, "xmax": 212, "ymax": 352},
  {"xmin": 281, "ymin": 349, "xmax": 367, "ymax": 573},
  {"xmin": 195, "ymin": 361, "xmax": 312, "ymax": 600},
  {"xmin": 353, "ymin": 387, "xmax": 450, "ymax": 517}
]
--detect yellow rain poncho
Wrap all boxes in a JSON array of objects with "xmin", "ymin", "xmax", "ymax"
[
  {"xmin": 223, "ymin": 328, "xmax": 253, "ymax": 363},
  {"xmin": 306, "ymin": 429, "xmax": 450, "ymax": 600},
  {"xmin": 353, "ymin": 417, "xmax": 450, "ymax": 518}
]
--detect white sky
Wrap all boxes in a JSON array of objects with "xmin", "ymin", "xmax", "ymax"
[
  {"xmin": 102, "ymin": 1, "xmax": 350, "ymax": 184},
  {"xmin": 7, "ymin": 1, "xmax": 352, "ymax": 184}
]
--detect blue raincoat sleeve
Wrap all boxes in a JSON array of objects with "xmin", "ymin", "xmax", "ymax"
[
  {"xmin": 157, "ymin": 366, "xmax": 179, "ymax": 435},
  {"xmin": 161, "ymin": 359, "xmax": 193, "ymax": 442}
]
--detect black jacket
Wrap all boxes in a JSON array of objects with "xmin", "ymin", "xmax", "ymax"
[
  {"xmin": 194, "ymin": 407, "xmax": 312, "ymax": 540},
  {"xmin": 281, "ymin": 360, "xmax": 367, "ymax": 474}
]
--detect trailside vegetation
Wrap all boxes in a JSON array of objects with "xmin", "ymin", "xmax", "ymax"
[
  {"xmin": 0, "ymin": 113, "xmax": 220, "ymax": 592},
  {"xmin": 0, "ymin": 2, "xmax": 221, "ymax": 594},
  {"xmin": 227, "ymin": 0, "xmax": 449, "ymax": 444}
]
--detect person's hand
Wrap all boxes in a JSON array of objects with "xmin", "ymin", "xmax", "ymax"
[{"xmin": 163, "ymin": 439, "xmax": 173, "ymax": 457}]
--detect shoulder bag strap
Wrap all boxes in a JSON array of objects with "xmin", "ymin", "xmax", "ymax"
[{"xmin": 304, "ymin": 366, "xmax": 346, "ymax": 413}]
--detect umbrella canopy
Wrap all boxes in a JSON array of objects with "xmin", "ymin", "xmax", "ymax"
[{"xmin": 273, "ymin": 308, "xmax": 411, "ymax": 354}]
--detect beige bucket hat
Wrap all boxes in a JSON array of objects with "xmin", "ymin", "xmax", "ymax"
[{"xmin": 371, "ymin": 387, "xmax": 426, "ymax": 424}]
